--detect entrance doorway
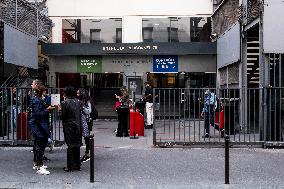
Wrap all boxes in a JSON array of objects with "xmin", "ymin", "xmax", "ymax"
[
  {"xmin": 147, "ymin": 72, "xmax": 216, "ymax": 88},
  {"xmin": 57, "ymin": 73, "xmax": 123, "ymax": 89}
]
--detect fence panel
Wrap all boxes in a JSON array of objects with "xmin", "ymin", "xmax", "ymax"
[
  {"xmin": 0, "ymin": 87, "xmax": 64, "ymax": 146},
  {"xmin": 153, "ymin": 88, "xmax": 278, "ymax": 147}
]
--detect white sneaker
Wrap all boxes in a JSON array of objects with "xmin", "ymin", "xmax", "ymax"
[
  {"xmin": 36, "ymin": 166, "xmax": 50, "ymax": 175},
  {"xmin": 33, "ymin": 164, "xmax": 47, "ymax": 170}
]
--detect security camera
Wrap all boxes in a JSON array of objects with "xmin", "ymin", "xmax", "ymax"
[
  {"xmin": 39, "ymin": 35, "xmax": 48, "ymax": 41},
  {"xmin": 210, "ymin": 33, "xmax": 217, "ymax": 40},
  {"xmin": 210, "ymin": 33, "xmax": 217, "ymax": 38}
]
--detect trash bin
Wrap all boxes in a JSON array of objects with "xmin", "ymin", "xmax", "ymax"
[
  {"xmin": 223, "ymin": 101, "xmax": 236, "ymax": 135},
  {"xmin": 135, "ymin": 101, "xmax": 145, "ymax": 116},
  {"xmin": 17, "ymin": 112, "xmax": 31, "ymax": 140},
  {"xmin": 130, "ymin": 109, "xmax": 144, "ymax": 137},
  {"xmin": 116, "ymin": 105, "xmax": 130, "ymax": 137}
]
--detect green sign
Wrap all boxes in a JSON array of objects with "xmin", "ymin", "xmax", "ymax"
[{"xmin": 77, "ymin": 56, "xmax": 102, "ymax": 73}]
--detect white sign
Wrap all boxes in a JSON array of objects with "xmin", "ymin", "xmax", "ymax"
[{"xmin": 51, "ymin": 94, "xmax": 61, "ymax": 106}]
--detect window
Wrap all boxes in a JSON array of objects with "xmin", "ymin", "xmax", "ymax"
[
  {"xmin": 90, "ymin": 29, "xmax": 101, "ymax": 43},
  {"xmin": 116, "ymin": 28, "xmax": 122, "ymax": 43},
  {"xmin": 142, "ymin": 27, "xmax": 153, "ymax": 42},
  {"xmin": 168, "ymin": 27, "xmax": 179, "ymax": 42}
]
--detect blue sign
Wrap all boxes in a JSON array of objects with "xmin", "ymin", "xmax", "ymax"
[{"xmin": 153, "ymin": 55, "xmax": 178, "ymax": 73}]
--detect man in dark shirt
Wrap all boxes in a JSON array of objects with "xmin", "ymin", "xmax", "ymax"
[
  {"xmin": 60, "ymin": 86, "xmax": 82, "ymax": 172},
  {"xmin": 143, "ymin": 82, "xmax": 153, "ymax": 129}
]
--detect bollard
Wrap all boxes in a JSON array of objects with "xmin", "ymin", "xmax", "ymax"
[
  {"xmin": 90, "ymin": 135, "xmax": 94, "ymax": 183},
  {"xmin": 225, "ymin": 135, "xmax": 230, "ymax": 184}
]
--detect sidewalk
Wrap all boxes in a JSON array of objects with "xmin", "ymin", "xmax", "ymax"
[{"xmin": 1, "ymin": 120, "xmax": 284, "ymax": 189}]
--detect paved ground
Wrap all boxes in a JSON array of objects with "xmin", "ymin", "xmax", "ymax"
[{"xmin": 1, "ymin": 121, "xmax": 284, "ymax": 189}]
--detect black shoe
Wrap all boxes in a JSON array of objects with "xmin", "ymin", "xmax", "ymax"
[
  {"xmin": 43, "ymin": 155, "xmax": 51, "ymax": 162},
  {"xmin": 80, "ymin": 155, "xmax": 90, "ymax": 163},
  {"xmin": 220, "ymin": 130, "xmax": 225, "ymax": 138},
  {"xmin": 72, "ymin": 166, "xmax": 81, "ymax": 171},
  {"xmin": 145, "ymin": 125, "xmax": 151, "ymax": 129},
  {"xmin": 123, "ymin": 133, "xmax": 129, "ymax": 137},
  {"xmin": 202, "ymin": 133, "xmax": 210, "ymax": 138}
]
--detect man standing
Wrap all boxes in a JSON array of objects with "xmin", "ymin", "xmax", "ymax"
[
  {"xmin": 60, "ymin": 86, "xmax": 82, "ymax": 172},
  {"xmin": 143, "ymin": 82, "xmax": 153, "ymax": 129},
  {"xmin": 201, "ymin": 88, "xmax": 216, "ymax": 138}
]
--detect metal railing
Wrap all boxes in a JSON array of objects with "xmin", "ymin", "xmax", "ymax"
[
  {"xmin": 0, "ymin": 0, "xmax": 52, "ymax": 39},
  {"xmin": 247, "ymin": 0, "xmax": 261, "ymax": 24},
  {"xmin": 1, "ymin": 87, "xmax": 284, "ymax": 147},
  {"xmin": 0, "ymin": 87, "xmax": 64, "ymax": 146},
  {"xmin": 153, "ymin": 88, "xmax": 284, "ymax": 147}
]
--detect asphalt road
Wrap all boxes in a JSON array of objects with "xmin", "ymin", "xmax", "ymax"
[{"xmin": 1, "ymin": 121, "xmax": 284, "ymax": 189}]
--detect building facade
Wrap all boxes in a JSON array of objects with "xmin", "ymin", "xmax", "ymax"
[
  {"xmin": 0, "ymin": 0, "xmax": 52, "ymax": 87},
  {"xmin": 43, "ymin": 0, "xmax": 216, "ymax": 95},
  {"xmin": 212, "ymin": 0, "xmax": 284, "ymax": 142}
]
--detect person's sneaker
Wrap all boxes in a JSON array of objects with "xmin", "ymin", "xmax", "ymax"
[
  {"xmin": 36, "ymin": 166, "xmax": 50, "ymax": 175},
  {"xmin": 80, "ymin": 155, "xmax": 90, "ymax": 163},
  {"xmin": 33, "ymin": 164, "xmax": 47, "ymax": 170}
]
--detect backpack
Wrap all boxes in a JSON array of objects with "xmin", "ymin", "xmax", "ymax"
[
  {"xmin": 90, "ymin": 100, "xmax": 98, "ymax": 120},
  {"xmin": 209, "ymin": 92, "xmax": 219, "ymax": 111}
]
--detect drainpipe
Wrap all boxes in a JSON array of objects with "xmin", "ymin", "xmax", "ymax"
[
  {"xmin": 259, "ymin": 0, "xmax": 267, "ymax": 143},
  {"xmin": 240, "ymin": 1, "xmax": 247, "ymax": 135}
]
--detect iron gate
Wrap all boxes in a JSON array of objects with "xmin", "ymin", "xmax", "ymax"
[
  {"xmin": 0, "ymin": 87, "xmax": 64, "ymax": 146},
  {"xmin": 153, "ymin": 88, "xmax": 284, "ymax": 147}
]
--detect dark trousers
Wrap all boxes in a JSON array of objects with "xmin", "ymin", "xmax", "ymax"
[
  {"xmin": 205, "ymin": 111, "xmax": 214, "ymax": 135},
  {"xmin": 67, "ymin": 146, "xmax": 80, "ymax": 169},
  {"xmin": 33, "ymin": 136, "xmax": 48, "ymax": 166},
  {"xmin": 84, "ymin": 136, "xmax": 90, "ymax": 155}
]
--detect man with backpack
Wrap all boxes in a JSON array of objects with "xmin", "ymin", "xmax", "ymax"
[{"xmin": 201, "ymin": 88, "xmax": 217, "ymax": 138}]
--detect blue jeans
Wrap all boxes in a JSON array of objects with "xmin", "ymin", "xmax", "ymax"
[
  {"xmin": 12, "ymin": 105, "xmax": 19, "ymax": 129},
  {"xmin": 204, "ymin": 110, "xmax": 214, "ymax": 135}
]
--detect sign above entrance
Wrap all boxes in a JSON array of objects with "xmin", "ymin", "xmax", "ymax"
[
  {"xmin": 77, "ymin": 56, "xmax": 102, "ymax": 73},
  {"xmin": 43, "ymin": 43, "xmax": 217, "ymax": 56},
  {"xmin": 153, "ymin": 55, "xmax": 178, "ymax": 73},
  {"xmin": 102, "ymin": 45, "xmax": 158, "ymax": 52}
]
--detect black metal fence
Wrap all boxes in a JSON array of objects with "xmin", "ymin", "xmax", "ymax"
[
  {"xmin": 0, "ymin": 87, "xmax": 64, "ymax": 146},
  {"xmin": 153, "ymin": 88, "xmax": 284, "ymax": 147},
  {"xmin": 1, "ymin": 87, "xmax": 284, "ymax": 147}
]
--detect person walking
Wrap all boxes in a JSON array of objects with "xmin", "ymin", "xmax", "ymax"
[
  {"xmin": 143, "ymin": 82, "xmax": 153, "ymax": 129},
  {"xmin": 60, "ymin": 86, "xmax": 82, "ymax": 172},
  {"xmin": 201, "ymin": 88, "xmax": 217, "ymax": 138},
  {"xmin": 29, "ymin": 83, "xmax": 54, "ymax": 175},
  {"xmin": 77, "ymin": 88, "xmax": 92, "ymax": 163}
]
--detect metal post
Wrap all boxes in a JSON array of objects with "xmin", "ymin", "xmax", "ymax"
[
  {"xmin": 130, "ymin": 91, "xmax": 138, "ymax": 139},
  {"xmin": 259, "ymin": 1, "xmax": 267, "ymax": 143},
  {"xmin": 15, "ymin": 0, "xmax": 18, "ymax": 27},
  {"xmin": 90, "ymin": 135, "xmax": 94, "ymax": 183},
  {"xmin": 225, "ymin": 135, "xmax": 230, "ymax": 184}
]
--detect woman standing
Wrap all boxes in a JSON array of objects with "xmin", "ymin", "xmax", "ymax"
[
  {"xmin": 30, "ymin": 84, "xmax": 54, "ymax": 175},
  {"xmin": 115, "ymin": 86, "xmax": 130, "ymax": 137},
  {"xmin": 77, "ymin": 89, "xmax": 92, "ymax": 163},
  {"xmin": 61, "ymin": 86, "xmax": 82, "ymax": 171}
]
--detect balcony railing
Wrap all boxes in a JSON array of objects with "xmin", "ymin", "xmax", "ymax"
[
  {"xmin": 247, "ymin": 0, "xmax": 261, "ymax": 23},
  {"xmin": 0, "ymin": 0, "xmax": 52, "ymax": 40}
]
